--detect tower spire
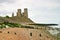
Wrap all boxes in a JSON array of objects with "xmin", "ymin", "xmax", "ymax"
[
  {"xmin": 23, "ymin": 8, "xmax": 28, "ymax": 18},
  {"xmin": 12, "ymin": 12, "xmax": 14, "ymax": 17}
]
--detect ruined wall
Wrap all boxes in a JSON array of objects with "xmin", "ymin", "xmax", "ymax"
[
  {"xmin": 31, "ymin": 25, "xmax": 54, "ymax": 30},
  {"xmin": 17, "ymin": 9, "xmax": 22, "ymax": 17},
  {"xmin": 23, "ymin": 8, "xmax": 28, "ymax": 18},
  {"xmin": 0, "ymin": 28, "xmax": 55, "ymax": 40},
  {"xmin": 16, "ymin": 8, "xmax": 28, "ymax": 18},
  {"xmin": 12, "ymin": 12, "xmax": 14, "ymax": 17}
]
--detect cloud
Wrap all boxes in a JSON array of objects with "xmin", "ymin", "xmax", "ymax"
[
  {"xmin": 0, "ymin": 10, "xmax": 12, "ymax": 17},
  {"xmin": 20, "ymin": 0, "xmax": 60, "ymax": 9},
  {"xmin": 0, "ymin": 0, "xmax": 16, "ymax": 3},
  {"xmin": 0, "ymin": 0, "xmax": 60, "ymax": 11}
]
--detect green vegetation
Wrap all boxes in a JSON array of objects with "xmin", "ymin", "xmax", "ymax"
[
  {"xmin": 0, "ymin": 21, "xmax": 22, "ymax": 29},
  {"xmin": 5, "ymin": 15, "xmax": 10, "ymax": 18},
  {"xmin": 0, "ymin": 21, "xmax": 34, "ymax": 29},
  {"xmin": 21, "ymin": 26, "xmax": 34, "ymax": 29},
  {"xmin": 0, "ymin": 24, "xmax": 6, "ymax": 29}
]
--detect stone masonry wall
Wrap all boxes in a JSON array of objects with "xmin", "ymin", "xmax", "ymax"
[{"xmin": 0, "ymin": 28, "xmax": 55, "ymax": 40}]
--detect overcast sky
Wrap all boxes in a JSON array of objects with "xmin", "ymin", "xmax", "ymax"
[{"xmin": 0, "ymin": 0, "xmax": 60, "ymax": 28}]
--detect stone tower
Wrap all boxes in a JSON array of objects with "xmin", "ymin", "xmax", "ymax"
[
  {"xmin": 17, "ymin": 9, "xmax": 21, "ymax": 17},
  {"xmin": 12, "ymin": 12, "xmax": 14, "ymax": 17},
  {"xmin": 23, "ymin": 8, "xmax": 28, "ymax": 18}
]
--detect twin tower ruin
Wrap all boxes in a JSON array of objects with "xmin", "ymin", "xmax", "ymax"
[{"xmin": 12, "ymin": 8, "xmax": 28, "ymax": 18}]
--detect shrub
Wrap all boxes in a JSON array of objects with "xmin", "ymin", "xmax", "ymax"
[{"xmin": 5, "ymin": 16, "xmax": 9, "ymax": 18}]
